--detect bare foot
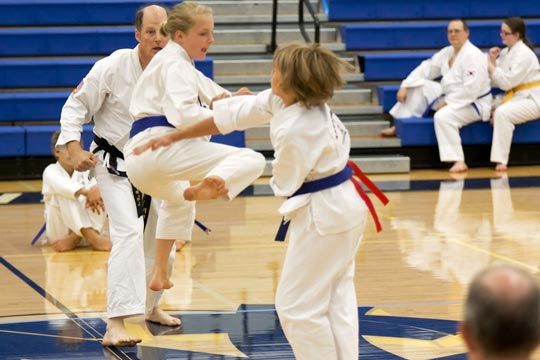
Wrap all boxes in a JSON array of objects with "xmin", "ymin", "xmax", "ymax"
[
  {"xmin": 148, "ymin": 268, "xmax": 174, "ymax": 291},
  {"xmin": 81, "ymin": 228, "xmax": 112, "ymax": 251},
  {"xmin": 101, "ymin": 318, "xmax": 141, "ymax": 347},
  {"xmin": 146, "ymin": 307, "xmax": 182, "ymax": 327},
  {"xmin": 380, "ymin": 126, "xmax": 396, "ymax": 137},
  {"xmin": 495, "ymin": 163, "xmax": 507, "ymax": 172},
  {"xmin": 183, "ymin": 176, "xmax": 228, "ymax": 201},
  {"xmin": 449, "ymin": 161, "xmax": 468, "ymax": 173},
  {"xmin": 51, "ymin": 233, "xmax": 81, "ymax": 252}
]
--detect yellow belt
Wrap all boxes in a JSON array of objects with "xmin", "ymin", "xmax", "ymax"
[{"xmin": 502, "ymin": 81, "xmax": 540, "ymax": 104}]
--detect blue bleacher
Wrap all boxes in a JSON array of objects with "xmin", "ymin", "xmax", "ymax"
[
  {"xmin": 0, "ymin": 28, "xmax": 136, "ymax": 57},
  {"xmin": 326, "ymin": 0, "xmax": 540, "ymax": 21},
  {"xmin": 0, "ymin": 92, "xmax": 69, "ymax": 122},
  {"xmin": 341, "ymin": 20, "xmax": 540, "ymax": 51},
  {"xmin": 0, "ymin": 0, "xmax": 179, "ymax": 26},
  {"xmin": 360, "ymin": 52, "xmax": 433, "ymax": 81},
  {"xmin": 395, "ymin": 117, "xmax": 540, "ymax": 147},
  {"xmin": 0, "ymin": 58, "xmax": 214, "ymax": 88},
  {"xmin": 0, "ymin": 127, "xmax": 25, "ymax": 157},
  {"xmin": 24, "ymin": 124, "xmax": 95, "ymax": 156}
]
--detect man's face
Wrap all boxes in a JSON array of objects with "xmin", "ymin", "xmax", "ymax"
[
  {"xmin": 135, "ymin": 6, "xmax": 168, "ymax": 66},
  {"xmin": 447, "ymin": 20, "xmax": 469, "ymax": 49}
]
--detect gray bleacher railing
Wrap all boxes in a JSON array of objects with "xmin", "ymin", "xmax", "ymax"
[
  {"xmin": 299, "ymin": 0, "xmax": 320, "ymax": 44},
  {"xmin": 268, "ymin": 0, "xmax": 279, "ymax": 53},
  {"xmin": 267, "ymin": 0, "xmax": 322, "ymax": 53}
]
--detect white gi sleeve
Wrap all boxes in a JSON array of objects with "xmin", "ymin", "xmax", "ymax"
[
  {"xmin": 42, "ymin": 164, "xmax": 83, "ymax": 200},
  {"xmin": 401, "ymin": 48, "xmax": 446, "ymax": 88},
  {"xmin": 491, "ymin": 46, "xmax": 536, "ymax": 90},
  {"xmin": 213, "ymin": 89, "xmax": 279, "ymax": 134},
  {"xmin": 162, "ymin": 62, "xmax": 215, "ymax": 128},
  {"xmin": 57, "ymin": 58, "xmax": 112, "ymax": 146}
]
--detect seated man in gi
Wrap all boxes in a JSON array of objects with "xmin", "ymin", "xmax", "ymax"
[{"xmin": 381, "ymin": 19, "xmax": 492, "ymax": 173}]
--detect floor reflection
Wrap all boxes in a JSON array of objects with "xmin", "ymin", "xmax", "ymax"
[{"xmin": 394, "ymin": 176, "xmax": 540, "ymax": 288}]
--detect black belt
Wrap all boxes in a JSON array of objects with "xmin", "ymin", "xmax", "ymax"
[{"xmin": 92, "ymin": 134, "xmax": 151, "ymax": 225}]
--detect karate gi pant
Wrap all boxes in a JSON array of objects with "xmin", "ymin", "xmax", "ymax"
[
  {"xmin": 44, "ymin": 194, "xmax": 107, "ymax": 245},
  {"xmin": 125, "ymin": 128, "xmax": 265, "ymax": 239},
  {"xmin": 275, "ymin": 205, "xmax": 367, "ymax": 360},
  {"xmin": 389, "ymin": 80, "xmax": 442, "ymax": 119},
  {"xmin": 93, "ymin": 158, "xmax": 175, "ymax": 319},
  {"xmin": 490, "ymin": 96, "xmax": 540, "ymax": 165},
  {"xmin": 434, "ymin": 105, "xmax": 482, "ymax": 163}
]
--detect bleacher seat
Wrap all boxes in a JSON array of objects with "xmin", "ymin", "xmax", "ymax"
[
  {"xmin": 0, "ymin": 58, "xmax": 214, "ymax": 88},
  {"xmin": 360, "ymin": 53, "xmax": 433, "ymax": 81},
  {"xmin": 326, "ymin": 0, "xmax": 540, "ymax": 21},
  {"xmin": 0, "ymin": 0, "xmax": 178, "ymax": 26},
  {"xmin": 376, "ymin": 85, "xmax": 399, "ymax": 113},
  {"xmin": 0, "ymin": 92, "xmax": 69, "ymax": 122},
  {"xmin": 24, "ymin": 124, "xmax": 94, "ymax": 156},
  {"xmin": 0, "ymin": 126, "xmax": 25, "ymax": 157},
  {"xmin": 341, "ymin": 20, "xmax": 540, "ymax": 51},
  {"xmin": 395, "ymin": 117, "xmax": 540, "ymax": 147}
]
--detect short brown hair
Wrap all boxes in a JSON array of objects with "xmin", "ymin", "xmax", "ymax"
[{"xmin": 273, "ymin": 42, "xmax": 353, "ymax": 109}]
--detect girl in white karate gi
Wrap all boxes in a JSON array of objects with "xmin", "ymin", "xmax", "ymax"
[
  {"xmin": 123, "ymin": 2, "xmax": 265, "ymax": 292},
  {"xmin": 42, "ymin": 131, "xmax": 111, "ymax": 252},
  {"xmin": 133, "ymin": 42, "xmax": 389, "ymax": 360},
  {"xmin": 387, "ymin": 19, "xmax": 492, "ymax": 173},
  {"xmin": 488, "ymin": 16, "xmax": 540, "ymax": 172}
]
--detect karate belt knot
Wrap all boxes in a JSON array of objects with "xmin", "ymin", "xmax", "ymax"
[{"xmin": 274, "ymin": 160, "xmax": 389, "ymax": 241}]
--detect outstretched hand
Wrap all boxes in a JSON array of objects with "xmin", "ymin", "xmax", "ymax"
[{"xmin": 132, "ymin": 133, "xmax": 175, "ymax": 155}]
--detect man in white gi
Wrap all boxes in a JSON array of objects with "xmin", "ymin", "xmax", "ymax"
[
  {"xmin": 381, "ymin": 19, "xmax": 492, "ymax": 173},
  {"xmin": 42, "ymin": 131, "xmax": 111, "ymax": 252},
  {"xmin": 56, "ymin": 4, "xmax": 180, "ymax": 347}
]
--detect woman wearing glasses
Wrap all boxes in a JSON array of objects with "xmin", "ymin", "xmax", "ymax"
[{"xmin": 488, "ymin": 16, "xmax": 540, "ymax": 172}]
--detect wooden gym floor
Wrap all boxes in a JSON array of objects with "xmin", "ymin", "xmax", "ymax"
[{"xmin": 2, "ymin": 166, "xmax": 540, "ymax": 359}]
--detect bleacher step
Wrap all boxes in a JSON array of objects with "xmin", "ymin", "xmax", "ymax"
[
  {"xmin": 246, "ymin": 120, "xmax": 391, "ymax": 140},
  {"xmin": 247, "ymin": 135, "xmax": 399, "ymax": 151}
]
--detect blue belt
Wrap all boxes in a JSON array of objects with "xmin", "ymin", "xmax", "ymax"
[
  {"xmin": 130, "ymin": 116, "xmax": 174, "ymax": 138},
  {"xmin": 275, "ymin": 161, "xmax": 389, "ymax": 241},
  {"xmin": 275, "ymin": 165, "xmax": 352, "ymax": 241}
]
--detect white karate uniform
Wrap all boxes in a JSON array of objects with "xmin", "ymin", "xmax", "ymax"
[
  {"xmin": 42, "ymin": 162, "xmax": 106, "ymax": 245},
  {"xmin": 391, "ymin": 40, "xmax": 492, "ymax": 162},
  {"xmin": 124, "ymin": 41, "xmax": 265, "ymax": 239},
  {"xmin": 56, "ymin": 46, "xmax": 174, "ymax": 318},
  {"xmin": 213, "ymin": 89, "xmax": 369, "ymax": 360},
  {"xmin": 490, "ymin": 40, "xmax": 540, "ymax": 165}
]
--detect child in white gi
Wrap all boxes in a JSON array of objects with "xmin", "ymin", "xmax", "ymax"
[
  {"xmin": 42, "ymin": 131, "xmax": 111, "ymax": 252},
  {"xmin": 133, "ymin": 42, "xmax": 389, "ymax": 360},
  {"xmin": 123, "ymin": 2, "xmax": 266, "ymax": 292}
]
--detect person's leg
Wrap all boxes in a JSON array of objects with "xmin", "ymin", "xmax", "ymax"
[
  {"xmin": 490, "ymin": 98, "xmax": 540, "ymax": 171},
  {"xmin": 149, "ymin": 198, "xmax": 195, "ymax": 290},
  {"xmin": 143, "ymin": 199, "xmax": 182, "ymax": 326},
  {"xmin": 80, "ymin": 227, "xmax": 111, "ymax": 251},
  {"xmin": 126, "ymin": 138, "xmax": 265, "ymax": 202},
  {"xmin": 327, "ymin": 223, "xmax": 365, "ymax": 360},
  {"xmin": 275, "ymin": 206, "xmax": 364, "ymax": 360},
  {"xmin": 94, "ymin": 164, "xmax": 145, "ymax": 346},
  {"xmin": 433, "ymin": 105, "xmax": 479, "ymax": 172},
  {"xmin": 44, "ymin": 197, "xmax": 84, "ymax": 251}
]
